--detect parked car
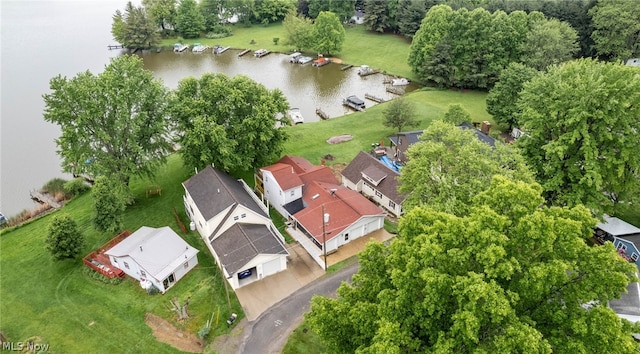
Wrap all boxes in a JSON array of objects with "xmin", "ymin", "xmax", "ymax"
[{"xmin": 238, "ymin": 269, "xmax": 252, "ymax": 279}]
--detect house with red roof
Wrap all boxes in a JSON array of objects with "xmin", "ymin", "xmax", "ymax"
[{"xmin": 257, "ymin": 156, "xmax": 385, "ymax": 268}]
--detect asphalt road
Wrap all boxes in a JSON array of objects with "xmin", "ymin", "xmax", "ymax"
[{"xmin": 237, "ymin": 262, "xmax": 359, "ymax": 354}]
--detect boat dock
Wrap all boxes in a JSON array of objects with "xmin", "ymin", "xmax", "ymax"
[
  {"xmin": 30, "ymin": 190, "xmax": 62, "ymax": 209},
  {"xmin": 238, "ymin": 49, "xmax": 251, "ymax": 57},
  {"xmin": 107, "ymin": 44, "xmax": 124, "ymax": 50},
  {"xmin": 316, "ymin": 108, "xmax": 330, "ymax": 120},
  {"xmin": 386, "ymin": 87, "xmax": 404, "ymax": 95},
  {"xmin": 365, "ymin": 93, "xmax": 386, "ymax": 103},
  {"xmin": 341, "ymin": 64, "xmax": 354, "ymax": 71}
]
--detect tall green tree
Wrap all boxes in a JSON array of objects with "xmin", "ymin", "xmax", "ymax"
[
  {"xmin": 311, "ymin": 11, "xmax": 346, "ymax": 55},
  {"xmin": 43, "ymin": 55, "xmax": 171, "ymax": 189},
  {"xmin": 486, "ymin": 62, "xmax": 539, "ymax": 130},
  {"xmin": 92, "ymin": 176, "xmax": 127, "ymax": 233},
  {"xmin": 142, "ymin": 0, "xmax": 177, "ymax": 31},
  {"xmin": 307, "ymin": 175, "xmax": 639, "ymax": 353},
  {"xmin": 112, "ymin": 1, "xmax": 160, "ymax": 49},
  {"xmin": 176, "ymin": 0, "xmax": 206, "ymax": 38},
  {"xmin": 396, "ymin": 0, "xmax": 431, "ymax": 38},
  {"xmin": 520, "ymin": 18, "xmax": 579, "ymax": 71},
  {"xmin": 382, "ymin": 97, "xmax": 419, "ymax": 133},
  {"xmin": 254, "ymin": 0, "xmax": 296, "ymax": 24},
  {"xmin": 408, "ymin": 4, "xmax": 454, "ymax": 83},
  {"xmin": 45, "ymin": 214, "xmax": 85, "ymax": 260},
  {"xmin": 283, "ymin": 10, "xmax": 313, "ymax": 50},
  {"xmin": 589, "ymin": 0, "xmax": 640, "ymax": 61},
  {"xmin": 363, "ymin": 0, "xmax": 390, "ymax": 33},
  {"xmin": 399, "ymin": 120, "xmax": 533, "ymax": 216},
  {"xmin": 517, "ymin": 58, "xmax": 640, "ymax": 216},
  {"xmin": 442, "ymin": 104, "xmax": 471, "ymax": 126},
  {"xmin": 170, "ymin": 73, "xmax": 289, "ymax": 172},
  {"xmin": 308, "ymin": 0, "xmax": 355, "ymax": 22},
  {"xmin": 199, "ymin": 0, "xmax": 224, "ymax": 31}
]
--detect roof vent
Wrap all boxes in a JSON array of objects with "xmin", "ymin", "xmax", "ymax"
[
  {"xmin": 311, "ymin": 194, "xmax": 320, "ymax": 200},
  {"xmin": 139, "ymin": 246, "xmax": 143, "ymax": 252},
  {"xmin": 217, "ymin": 188, "xmax": 220, "ymax": 193}
]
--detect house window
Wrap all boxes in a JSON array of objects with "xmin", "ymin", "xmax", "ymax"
[
  {"xmin": 632, "ymin": 253, "xmax": 639, "ymax": 262},
  {"xmin": 241, "ymin": 213, "xmax": 246, "ymax": 218},
  {"xmin": 344, "ymin": 233, "xmax": 349, "ymax": 241},
  {"xmin": 112, "ymin": 258, "xmax": 118, "ymax": 264},
  {"xmin": 618, "ymin": 243, "xmax": 628, "ymax": 252},
  {"xmin": 375, "ymin": 190, "xmax": 382, "ymax": 198},
  {"xmin": 290, "ymin": 190, "xmax": 295, "ymax": 196},
  {"xmin": 124, "ymin": 262, "xmax": 130, "ymax": 269},
  {"xmin": 184, "ymin": 261, "xmax": 189, "ymax": 269},
  {"xmin": 279, "ymin": 190, "xmax": 282, "ymax": 196},
  {"xmin": 234, "ymin": 216, "xmax": 239, "ymax": 221},
  {"xmin": 140, "ymin": 270, "xmax": 146, "ymax": 277},
  {"xmin": 389, "ymin": 200, "xmax": 396, "ymax": 209}
]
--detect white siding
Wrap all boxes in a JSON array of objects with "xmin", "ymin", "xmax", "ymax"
[{"xmin": 262, "ymin": 170, "xmax": 286, "ymax": 211}]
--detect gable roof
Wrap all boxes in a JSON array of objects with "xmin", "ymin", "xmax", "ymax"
[
  {"xmin": 262, "ymin": 163, "xmax": 303, "ymax": 191},
  {"xmin": 459, "ymin": 122, "xmax": 497, "ymax": 147},
  {"xmin": 342, "ymin": 151, "xmax": 405, "ymax": 204},
  {"xmin": 388, "ymin": 130, "xmax": 423, "ymax": 146},
  {"xmin": 105, "ymin": 226, "xmax": 198, "ymax": 280},
  {"xmin": 183, "ymin": 165, "xmax": 266, "ymax": 221},
  {"xmin": 211, "ymin": 223, "xmax": 288, "ymax": 275},
  {"xmin": 597, "ymin": 215, "xmax": 640, "ymax": 237}
]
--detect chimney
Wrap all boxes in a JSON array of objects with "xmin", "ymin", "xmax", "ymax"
[
  {"xmin": 139, "ymin": 246, "xmax": 143, "ymax": 252},
  {"xmin": 481, "ymin": 121, "xmax": 491, "ymax": 135}
]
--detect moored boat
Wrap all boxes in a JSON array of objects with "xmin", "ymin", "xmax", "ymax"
[
  {"xmin": 297, "ymin": 56, "xmax": 313, "ymax": 64},
  {"xmin": 343, "ymin": 95, "xmax": 366, "ymax": 111},
  {"xmin": 173, "ymin": 43, "xmax": 189, "ymax": 52},
  {"xmin": 392, "ymin": 78, "xmax": 410, "ymax": 86},
  {"xmin": 254, "ymin": 49, "xmax": 271, "ymax": 57},
  {"xmin": 213, "ymin": 45, "xmax": 230, "ymax": 54},
  {"xmin": 286, "ymin": 108, "xmax": 304, "ymax": 124}
]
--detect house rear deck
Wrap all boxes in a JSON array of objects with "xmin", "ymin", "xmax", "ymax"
[{"xmin": 82, "ymin": 230, "xmax": 132, "ymax": 279}]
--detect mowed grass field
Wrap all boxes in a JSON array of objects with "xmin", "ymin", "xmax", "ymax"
[
  {"xmin": 161, "ymin": 23, "xmax": 414, "ymax": 79},
  {"xmin": 0, "ymin": 156, "xmax": 243, "ymax": 353}
]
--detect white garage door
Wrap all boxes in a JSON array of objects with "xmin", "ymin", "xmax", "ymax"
[{"xmin": 262, "ymin": 257, "xmax": 282, "ymax": 277}]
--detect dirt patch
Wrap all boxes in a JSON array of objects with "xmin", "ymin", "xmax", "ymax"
[
  {"xmin": 145, "ymin": 313, "xmax": 203, "ymax": 353},
  {"xmin": 328, "ymin": 163, "xmax": 347, "ymax": 181}
]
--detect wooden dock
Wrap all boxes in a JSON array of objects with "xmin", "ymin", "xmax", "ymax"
[
  {"xmin": 365, "ymin": 93, "xmax": 386, "ymax": 103},
  {"xmin": 238, "ymin": 49, "xmax": 251, "ymax": 57},
  {"xmin": 107, "ymin": 44, "xmax": 124, "ymax": 50},
  {"xmin": 341, "ymin": 64, "xmax": 353, "ymax": 71},
  {"xmin": 30, "ymin": 190, "xmax": 62, "ymax": 209},
  {"xmin": 386, "ymin": 87, "xmax": 404, "ymax": 95},
  {"xmin": 316, "ymin": 108, "xmax": 330, "ymax": 120}
]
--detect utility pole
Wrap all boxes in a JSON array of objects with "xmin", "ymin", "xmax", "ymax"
[{"xmin": 322, "ymin": 204, "xmax": 329, "ymax": 271}]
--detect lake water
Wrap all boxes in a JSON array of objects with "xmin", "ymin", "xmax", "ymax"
[{"xmin": 0, "ymin": 1, "xmax": 416, "ymax": 218}]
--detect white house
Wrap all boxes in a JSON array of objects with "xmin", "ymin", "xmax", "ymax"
[
  {"xmin": 105, "ymin": 226, "xmax": 199, "ymax": 293},
  {"xmin": 341, "ymin": 151, "xmax": 405, "ymax": 217},
  {"xmin": 258, "ymin": 156, "xmax": 385, "ymax": 268},
  {"xmin": 183, "ymin": 166, "xmax": 289, "ymax": 289}
]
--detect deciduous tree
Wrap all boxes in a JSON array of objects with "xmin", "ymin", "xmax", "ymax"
[
  {"xmin": 399, "ymin": 120, "xmax": 532, "ymax": 216},
  {"xmin": 253, "ymin": 0, "xmax": 296, "ymax": 24},
  {"xmin": 307, "ymin": 176, "xmax": 639, "ymax": 353},
  {"xmin": 308, "ymin": 0, "xmax": 355, "ymax": 22},
  {"xmin": 283, "ymin": 10, "xmax": 313, "ymax": 50},
  {"xmin": 46, "ymin": 214, "xmax": 85, "ymax": 260},
  {"xmin": 311, "ymin": 11, "xmax": 346, "ymax": 55},
  {"xmin": 43, "ymin": 55, "xmax": 171, "ymax": 189},
  {"xmin": 517, "ymin": 58, "xmax": 640, "ymax": 216},
  {"xmin": 442, "ymin": 104, "xmax": 470, "ymax": 126},
  {"xmin": 176, "ymin": 0, "xmax": 206, "ymax": 38},
  {"xmin": 112, "ymin": 1, "xmax": 160, "ymax": 49},
  {"xmin": 170, "ymin": 73, "xmax": 289, "ymax": 172},
  {"xmin": 363, "ymin": 0, "xmax": 390, "ymax": 33},
  {"xmin": 486, "ymin": 62, "xmax": 539, "ymax": 130},
  {"xmin": 520, "ymin": 18, "xmax": 579, "ymax": 71},
  {"xmin": 589, "ymin": 0, "xmax": 640, "ymax": 61},
  {"xmin": 395, "ymin": 0, "xmax": 431, "ymax": 38},
  {"xmin": 92, "ymin": 176, "xmax": 127, "ymax": 233},
  {"xmin": 382, "ymin": 97, "xmax": 419, "ymax": 133},
  {"xmin": 142, "ymin": 0, "xmax": 177, "ymax": 31}
]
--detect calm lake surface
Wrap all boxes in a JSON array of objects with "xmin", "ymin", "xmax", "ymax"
[{"xmin": 0, "ymin": 1, "xmax": 416, "ymax": 217}]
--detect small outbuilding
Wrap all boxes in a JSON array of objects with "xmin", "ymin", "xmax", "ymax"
[{"xmin": 105, "ymin": 226, "xmax": 199, "ymax": 293}]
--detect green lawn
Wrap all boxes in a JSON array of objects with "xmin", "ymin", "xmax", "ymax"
[
  {"xmin": 160, "ymin": 23, "xmax": 414, "ymax": 79},
  {"xmin": 0, "ymin": 155, "xmax": 243, "ymax": 353}
]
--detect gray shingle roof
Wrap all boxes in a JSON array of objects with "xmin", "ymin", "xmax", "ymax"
[
  {"xmin": 342, "ymin": 151, "xmax": 405, "ymax": 204},
  {"xmin": 211, "ymin": 223, "xmax": 288, "ymax": 275},
  {"xmin": 182, "ymin": 165, "xmax": 266, "ymax": 221},
  {"xmin": 459, "ymin": 122, "xmax": 497, "ymax": 147}
]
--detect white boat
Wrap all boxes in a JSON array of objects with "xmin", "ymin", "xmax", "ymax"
[
  {"xmin": 286, "ymin": 108, "xmax": 304, "ymax": 124},
  {"xmin": 254, "ymin": 49, "xmax": 270, "ymax": 57},
  {"xmin": 357, "ymin": 65, "xmax": 376, "ymax": 76},
  {"xmin": 392, "ymin": 78, "xmax": 410, "ymax": 86},
  {"xmin": 213, "ymin": 45, "xmax": 230, "ymax": 54},
  {"xmin": 173, "ymin": 43, "xmax": 189, "ymax": 52},
  {"xmin": 288, "ymin": 52, "xmax": 302, "ymax": 63},
  {"xmin": 298, "ymin": 56, "xmax": 313, "ymax": 64},
  {"xmin": 192, "ymin": 43, "xmax": 209, "ymax": 53}
]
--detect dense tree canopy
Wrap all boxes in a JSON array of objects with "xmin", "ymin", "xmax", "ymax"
[
  {"xmin": 589, "ymin": 0, "xmax": 640, "ymax": 62},
  {"xmin": 486, "ymin": 62, "xmax": 539, "ymax": 130},
  {"xmin": 307, "ymin": 0, "xmax": 355, "ymax": 22},
  {"xmin": 396, "ymin": 0, "xmax": 432, "ymax": 38},
  {"xmin": 142, "ymin": 0, "xmax": 176, "ymax": 31},
  {"xmin": 43, "ymin": 55, "xmax": 171, "ymax": 189},
  {"xmin": 253, "ymin": 0, "xmax": 296, "ymax": 24},
  {"xmin": 112, "ymin": 1, "xmax": 159, "ymax": 49},
  {"xmin": 176, "ymin": 0, "xmax": 205, "ymax": 38},
  {"xmin": 307, "ymin": 176, "xmax": 639, "ymax": 353},
  {"xmin": 363, "ymin": 0, "xmax": 390, "ymax": 33},
  {"xmin": 92, "ymin": 176, "xmax": 127, "ymax": 233},
  {"xmin": 399, "ymin": 120, "xmax": 533, "ymax": 216},
  {"xmin": 520, "ymin": 18, "xmax": 578, "ymax": 71},
  {"xmin": 517, "ymin": 58, "xmax": 640, "ymax": 216},
  {"xmin": 170, "ymin": 73, "xmax": 289, "ymax": 172},
  {"xmin": 283, "ymin": 10, "xmax": 313, "ymax": 50},
  {"xmin": 46, "ymin": 214, "xmax": 85, "ymax": 260},
  {"xmin": 311, "ymin": 11, "xmax": 346, "ymax": 55}
]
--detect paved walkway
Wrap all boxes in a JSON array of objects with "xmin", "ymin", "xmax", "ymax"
[{"xmin": 234, "ymin": 229, "xmax": 394, "ymax": 321}]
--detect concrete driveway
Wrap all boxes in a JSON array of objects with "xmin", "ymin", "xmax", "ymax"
[{"xmin": 234, "ymin": 229, "xmax": 394, "ymax": 321}]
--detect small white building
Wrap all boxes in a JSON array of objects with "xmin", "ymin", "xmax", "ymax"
[{"xmin": 105, "ymin": 226, "xmax": 199, "ymax": 293}]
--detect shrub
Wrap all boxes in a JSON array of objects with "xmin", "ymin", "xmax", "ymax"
[
  {"xmin": 45, "ymin": 214, "xmax": 84, "ymax": 260},
  {"xmin": 82, "ymin": 267, "xmax": 123, "ymax": 285},
  {"xmin": 42, "ymin": 178, "xmax": 67, "ymax": 196},
  {"xmin": 64, "ymin": 178, "xmax": 90, "ymax": 197},
  {"xmin": 205, "ymin": 25, "xmax": 232, "ymax": 39}
]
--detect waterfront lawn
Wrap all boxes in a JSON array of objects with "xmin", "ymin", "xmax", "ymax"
[
  {"xmin": 160, "ymin": 23, "xmax": 414, "ymax": 78},
  {"xmin": 0, "ymin": 155, "xmax": 243, "ymax": 353},
  {"xmin": 283, "ymin": 88, "xmax": 492, "ymax": 166}
]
